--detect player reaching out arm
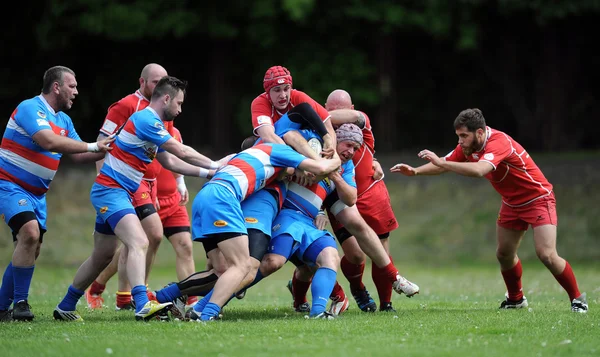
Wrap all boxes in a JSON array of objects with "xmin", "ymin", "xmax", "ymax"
[{"xmin": 391, "ymin": 108, "xmax": 587, "ymax": 313}]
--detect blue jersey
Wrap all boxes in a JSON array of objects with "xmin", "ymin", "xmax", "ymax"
[
  {"xmin": 96, "ymin": 107, "xmax": 172, "ymax": 194},
  {"xmin": 209, "ymin": 143, "xmax": 306, "ymax": 202},
  {"xmin": 0, "ymin": 95, "xmax": 81, "ymax": 196},
  {"xmin": 283, "ymin": 160, "xmax": 356, "ymax": 218}
]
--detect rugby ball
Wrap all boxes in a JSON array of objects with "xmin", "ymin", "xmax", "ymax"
[{"xmin": 307, "ymin": 138, "xmax": 323, "ymax": 155}]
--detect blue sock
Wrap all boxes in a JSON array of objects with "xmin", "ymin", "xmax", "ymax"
[
  {"xmin": 0, "ymin": 262, "xmax": 14, "ymax": 310},
  {"xmin": 12, "ymin": 265, "xmax": 35, "ymax": 303},
  {"xmin": 58, "ymin": 285, "xmax": 84, "ymax": 311},
  {"xmin": 155, "ymin": 284, "xmax": 182, "ymax": 303},
  {"xmin": 194, "ymin": 289, "xmax": 213, "ymax": 313},
  {"xmin": 131, "ymin": 285, "xmax": 149, "ymax": 313},
  {"xmin": 200, "ymin": 302, "xmax": 221, "ymax": 321},
  {"xmin": 309, "ymin": 267, "xmax": 337, "ymax": 317}
]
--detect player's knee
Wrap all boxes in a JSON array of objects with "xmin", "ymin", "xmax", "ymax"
[
  {"xmin": 317, "ymin": 247, "xmax": 340, "ymax": 270},
  {"xmin": 146, "ymin": 229, "xmax": 163, "ymax": 247},
  {"xmin": 16, "ymin": 221, "xmax": 41, "ymax": 248},
  {"xmin": 535, "ymin": 249, "xmax": 558, "ymax": 267},
  {"xmin": 261, "ymin": 255, "xmax": 285, "ymax": 276},
  {"xmin": 173, "ymin": 236, "xmax": 193, "ymax": 258},
  {"xmin": 495, "ymin": 248, "xmax": 514, "ymax": 262},
  {"xmin": 341, "ymin": 242, "xmax": 366, "ymax": 263},
  {"xmin": 128, "ymin": 235, "xmax": 149, "ymax": 252}
]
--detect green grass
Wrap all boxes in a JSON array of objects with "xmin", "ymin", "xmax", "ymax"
[
  {"xmin": 1, "ymin": 155, "xmax": 599, "ymax": 356},
  {"xmin": 0, "ymin": 263, "xmax": 598, "ymax": 357}
]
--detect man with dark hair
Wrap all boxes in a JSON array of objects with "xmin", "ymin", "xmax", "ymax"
[
  {"xmin": 86, "ymin": 63, "xmax": 173, "ymax": 311},
  {"xmin": 54, "ymin": 76, "xmax": 227, "ymax": 321},
  {"xmin": 391, "ymin": 108, "xmax": 587, "ymax": 313},
  {"xmin": 0, "ymin": 66, "xmax": 114, "ymax": 321}
]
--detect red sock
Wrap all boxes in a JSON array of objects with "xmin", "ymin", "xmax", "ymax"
[
  {"xmin": 372, "ymin": 256, "xmax": 394, "ymax": 305},
  {"xmin": 292, "ymin": 273, "xmax": 311, "ymax": 308},
  {"xmin": 376, "ymin": 261, "xmax": 399, "ymax": 283},
  {"xmin": 553, "ymin": 261, "xmax": 581, "ymax": 301},
  {"xmin": 329, "ymin": 281, "xmax": 346, "ymax": 301},
  {"xmin": 501, "ymin": 260, "xmax": 523, "ymax": 301},
  {"xmin": 340, "ymin": 256, "xmax": 365, "ymax": 292},
  {"xmin": 116, "ymin": 291, "xmax": 132, "ymax": 307},
  {"xmin": 89, "ymin": 281, "xmax": 105, "ymax": 296}
]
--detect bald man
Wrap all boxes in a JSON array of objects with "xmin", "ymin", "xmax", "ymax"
[
  {"xmin": 323, "ymin": 89, "xmax": 409, "ymax": 313},
  {"xmin": 286, "ymin": 89, "xmax": 419, "ymax": 315},
  {"xmin": 85, "ymin": 63, "xmax": 178, "ymax": 311}
]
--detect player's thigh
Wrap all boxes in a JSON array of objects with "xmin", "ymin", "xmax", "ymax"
[
  {"xmin": 206, "ymin": 248, "xmax": 228, "ymax": 276},
  {"xmin": 495, "ymin": 224, "xmax": 526, "ymax": 257},
  {"xmin": 113, "ymin": 214, "xmax": 149, "ymax": 248},
  {"xmin": 0, "ymin": 182, "xmax": 45, "ymax": 240},
  {"xmin": 92, "ymin": 231, "xmax": 120, "ymax": 259},
  {"xmin": 216, "ymin": 234, "xmax": 250, "ymax": 266},
  {"xmin": 140, "ymin": 212, "xmax": 163, "ymax": 243},
  {"xmin": 532, "ymin": 224, "xmax": 558, "ymax": 255}
]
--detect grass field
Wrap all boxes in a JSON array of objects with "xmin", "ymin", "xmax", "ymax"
[
  {"xmin": 0, "ymin": 152, "xmax": 598, "ymax": 356},
  {"xmin": 0, "ymin": 262, "xmax": 598, "ymax": 357}
]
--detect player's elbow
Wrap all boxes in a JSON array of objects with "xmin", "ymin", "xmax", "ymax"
[{"xmin": 344, "ymin": 193, "xmax": 357, "ymax": 207}]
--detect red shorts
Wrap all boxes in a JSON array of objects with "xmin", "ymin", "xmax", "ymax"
[
  {"xmin": 330, "ymin": 180, "xmax": 399, "ymax": 236},
  {"xmin": 158, "ymin": 193, "xmax": 190, "ymax": 229},
  {"xmin": 497, "ymin": 193, "xmax": 557, "ymax": 231},
  {"xmin": 132, "ymin": 180, "xmax": 157, "ymax": 208}
]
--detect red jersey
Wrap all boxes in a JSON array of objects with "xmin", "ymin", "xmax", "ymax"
[
  {"xmin": 99, "ymin": 90, "xmax": 172, "ymax": 180},
  {"xmin": 156, "ymin": 127, "xmax": 182, "ymax": 199},
  {"xmin": 351, "ymin": 111, "xmax": 378, "ymax": 196},
  {"xmin": 250, "ymin": 89, "xmax": 330, "ymax": 134},
  {"xmin": 445, "ymin": 127, "xmax": 553, "ymax": 207}
]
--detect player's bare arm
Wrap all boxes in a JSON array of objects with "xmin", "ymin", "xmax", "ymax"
[
  {"xmin": 321, "ymin": 118, "xmax": 336, "ymax": 158},
  {"xmin": 298, "ymin": 153, "xmax": 341, "ymax": 176},
  {"xmin": 390, "ymin": 162, "xmax": 447, "ymax": 176},
  {"xmin": 437, "ymin": 159, "xmax": 494, "ymax": 178},
  {"xmin": 256, "ymin": 125, "xmax": 286, "ymax": 145},
  {"xmin": 282, "ymin": 131, "xmax": 320, "ymax": 160},
  {"xmin": 418, "ymin": 149, "xmax": 493, "ymax": 177},
  {"xmin": 160, "ymin": 137, "xmax": 221, "ymax": 169},
  {"xmin": 32, "ymin": 129, "xmax": 114, "ymax": 154},
  {"xmin": 156, "ymin": 151, "xmax": 212, "ymax": 178},
  {"xmin": 94, "ymin": 133, "xmax": 109, "ymax": 173},
  {"xmin": 329, "ymin": 171, "xmax": 357, "ymax": 206},
  {"xmin": 328, "ymin": 109, "xmax": 366, "ymax": 129}
]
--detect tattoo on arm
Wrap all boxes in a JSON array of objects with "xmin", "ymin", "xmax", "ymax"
[{"xmin": 355, "ymin": 112, "xmax": 366, "ymax": 129}]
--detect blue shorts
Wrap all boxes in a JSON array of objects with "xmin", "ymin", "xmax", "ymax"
[
  {"xmin": 192, "ymin": 183, "xmax": 247, "ymax": 241},
  {"xmin": 271, "ymin": 209, "xmax": 334, "ymax": 263},
  {"xmin": 0, "ymin": 180, "xmax": 47, "ymax": 230},
  {"xmin": 267, "ymin": 233, "xmax": 298, "ymax": 259},
  {"xmin": 90, "ymin": 183, "xmax": 136, "ymax": 235},
  {"xmin": 241, "ymin": 189, "xmax": 279, "ymax": 237}
]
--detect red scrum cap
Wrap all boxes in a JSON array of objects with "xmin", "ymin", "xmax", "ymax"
[{"xmin": 263, "ymin": 66, "xmax": 293, "ymax": 93}]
